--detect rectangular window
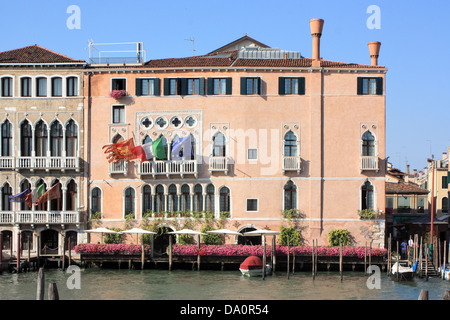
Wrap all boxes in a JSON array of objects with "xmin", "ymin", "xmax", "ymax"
[
  {"xmin": 66, "ymin": 77, "xmax": 78, "ymax": 96},
  {"xmin": 417, "ymin": 196, "xmax": 426, "ymax": 213},
  {"xmin": 247, "ymin": 148, "xmax": 257, "ymax": 160},
  {"xmin": 246, "ymin": 78, "xmax": 259, "ymax": 95},
  {"xmin": 442, "ymin": 176, "xmax": 448, "ymax": 189},
  {"xmin": 112, "ymin": 105, "xmax": 125, "ymax": 124},
  {"xmin": 385, "ymin": 196, "xmax": 394, "ymax": 214},
  {"xmin": 1, "ymin": 77, "xmax": 13, "ymax": 97},
  {"xmin": 207, "ymin": 78, "xmax": 232, "ymax": 95},
  {"xmin": 357, "ymin": 77, "xmax": 383, "ymax": 95},
  {"xmin": 246, "ymin": 199, "xmax": 258, "ymax": 212},
  {"xmin": 36, "ymin": 77, "xmax": 47, "ymax": 97},
  {"xmin": 169, "ymin": 79, "xmax": 179, "ymax": 95},
  {"xmin": 187, "ymin": 78, "xmax": 200, "ymax": 95},
  {"xmin": 51, "ymin": 78, "xmax": 62, "ymax": 97},
  {"xmin": 142, "ymin": 79, "xmax": 154, "ymax": 95},
  {"xmin": 111, "ymin": 78, "xmax": 126, "ymax": 91},
  {"xmin": 397, "ymin": 196, "xmax": 411, "ymax": 213},
  {"xmin": 21, "ymin": 77, "xmax": 31, "ymax": 97}
]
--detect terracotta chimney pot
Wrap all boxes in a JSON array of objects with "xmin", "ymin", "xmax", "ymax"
[{"xmin": 368, "ymin": 41, "xmax": 381, "ymax": 66}]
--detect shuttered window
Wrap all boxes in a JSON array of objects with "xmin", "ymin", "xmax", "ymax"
[
  {"xmin": 279, "ymin": 77, "xmax": 305, "ymax": 95},
  {"xmin": 357, "ymin": 77, "xmax": 383, "ymax": 95}
]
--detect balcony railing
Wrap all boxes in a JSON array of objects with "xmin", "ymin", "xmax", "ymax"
[
  {"xmin": 282, "ymin": 156, "xmax": 301, "ymax": 174},
  {"xmin": 138, "ymin": 160, "xmax": 198, "ymax": 178},
  {"xmin": 209, "ymin": 156, "xmax": 228, "ymax": 174},
  {"xmin": 109, "ymin": 159, "xmax": 128, "ymax": 175},
  {"xmin": 0, "ymin": 156, "xmax": 80, "ymax": 171},
  {"xmin": 360, "ymin": 156, "xmax": 379, "ymax": 172},
  {"xmin": 0, "ymin": 211, "xmax": 80, "ymax": 225}
]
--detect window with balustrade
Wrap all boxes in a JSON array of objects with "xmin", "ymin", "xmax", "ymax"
[
  {"xmin": 284, "ymin": 131, "xmax": 298, "ymax": 157},
  {"xmin": 65, "ymin": 119, "xmax": 78, "ymax": 157},
  {"xmin": 362, "ymin": 131, "xmax": 376, "ymax": 157},
  {"xmin": 35, "ymin": 120, "xmax": 48, "ymax": 157},
  {"xmin": 20, "ymin": 121, "xmax": 32, "ymax": 156},
  {"xmin": 213, "ymin": 132, "xmax": 226, "ymax": 157},
  {"xmin": 20, "ymin": 180, "xmax": 31, "ymax": 210},
  {"xmin": 50, "ymin": 180, "xmax": 62, "ymax": 211},
  {"xmin": 65, "ymin": 179, "xmax": 77, "ymax": 211},
  {"xmin": 35, "ymin": 179, "xmax": 47, "ymax": 211}
]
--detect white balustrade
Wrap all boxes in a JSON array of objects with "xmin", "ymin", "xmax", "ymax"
[
  {"xmin": 138, "ymin": 160, "xmax": 197, "ymax": 177},
  {"xmin": 209, "ymin": 157, "xmax": 227, "ymax": 172},
  {"xmin": 360, "ymin": 156, "xmax": 379, "ymax": 171},
  {"xmin": 0, "ymin": 211, "xmax": 80, "ymax": 225},
  {"xmin": 13, "ymin": 156, "xmax": 80, "ymax": 171},
  {"xmin": 282, "ymin": 156, "xmax": 301, "ymax": 173}
]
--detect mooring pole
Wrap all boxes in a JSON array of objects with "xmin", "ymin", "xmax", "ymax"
[{"xmin": 36, "ymin": 268, "xmax": 45, "ymax": 300}]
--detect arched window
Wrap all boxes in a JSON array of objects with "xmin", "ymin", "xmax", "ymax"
[
  {"xmin": 65, "ymin": 119, "xmax": 78, "ymax": 157},
  {"xmin": 154, "ymin": 185, "xmax": 165, "ymax": 213},
  {"xmin": 212, "ymin": 132, "xmax": 226, "ymax": 157},
  {"xmin": 20, "ymin": 121, "xmax": 32, "ymax": 156},
  {"xmin": 66, "ymin": 180, "xmax": 77, "ymax": 211},
  {"xmin": 205, "ymin": 184, "xmax": 215, "ymax": 213},
  {"xmin": 157, "ymin": 135, "xmax": 168, "ymax": 160},
  {"xmin": 1, "ymin": 119, "xmax": 12, "ymax": 157},
  {"xmin": 35, "ymin": 179, "xmax": 47, "ymax": 211},
  {"xmin": 180, "ymin": 184, "xmax": 190, "ymax": 212},
  {"xmin": 50, "ymin": 121, "xmax": 63, "ymax": 156},
  {"xmin": 20, "ymin": 180, "xmax": 31, "ymax": 211},
  {"xmin": 168, "ymin": 184, "xmax": 178, "ymax": 212},
  {"xmin": 50, "ymin": 180, "xmax": 62, "ymax": 211},
  {"xmin": 193, "ymin": 184, "xmax": 203, "ymax": 212},
  {"xmin": 284, "ymin": 131, "xmax": 298, "ymax": 157},
  {"xmin": 35, "ymin": 120, "xmax": 48, "ymax": 157},
  {"xmin": 142, "ymin": 134, "xmax": 151, "ymax": 145},
  {"xmin": 1, "ymin": 230, "xmax": 12, "ymax": 250},
  {"xmin": 124, "ymin": 187, "xmax": 135, "ymax": 216},
  {"xmin": 112, "ymin": 134, "xmax": 124, "ymax": 144},
  {"xmin": 65, "ymin": 231, "xmax": 78, "ymax": 250},
  {"xmin": 362, "ymin": 131, "xmax": 376, "ymax": 157},
  {"xmin": 284, "ymin": 181, "xmax": 297, "ymax": 210},
  {"xmin": 91, "ymin": 187, "xmax": 101, "ymax": 214},
  {"xmin": 442, "ymin": 197, "xmax": 449, "ymax": 213},
  {"xmin": 21, "ymin": 231, "xmax": 33, "ymax": 251},
  {"xmin": 361, "ymin": 181, "xmax": 374, "ymax": 210},
  {"xmin": 219, "ymin": 186, "xmax": 230, "ymax": 213},
  {"xmin": 142, "ymin": 185, "xmax": 152, "ymax": 214},
  {"xmin": 1, "ymin": 183, "xmax": 12, "ymax": 211}
]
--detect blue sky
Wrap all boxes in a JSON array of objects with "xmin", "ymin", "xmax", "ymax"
[{"xmin": 1, "ymin": 0, "xmax": 449, "ymax": 173}]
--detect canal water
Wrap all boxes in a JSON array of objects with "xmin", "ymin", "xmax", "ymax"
[{"xmin": 0, "ymin": 268, "xmax": 449, "ymax": 301}]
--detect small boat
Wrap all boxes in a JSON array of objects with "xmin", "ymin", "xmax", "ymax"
[
  {"xmin": 239, "ymin": 256, "xmax": 271, "ymax": 277},
  {"xmin": 440, "ymin": 265, "xmax": 450, "ymax": 280},
  {"xmin": 391, "ymin": 262, "xmax": 414, "ymax": 281}
]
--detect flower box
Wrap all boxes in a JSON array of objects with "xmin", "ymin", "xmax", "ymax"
[{"xmin": 109, "ymin": 90, "xmax": 127, "ymax": 99}]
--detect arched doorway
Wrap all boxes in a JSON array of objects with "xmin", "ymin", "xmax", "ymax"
[
  {"xmin": 65, "ymin": 231, "xmax": 78, "ymax": 250},
  {"xmin": 152, "ymin": 226, "xmax": 175, "ymax": 256},
  {"xmin": 1, "ymin": 230, "xmax": 12, "ymax": 251},
  {"xmin": 41, "ymin": 229, "xmax": 59, "ymax": 255},
  {"xmin": 237, "ymin": 227, "xmax": 262, "ymax": 245}
]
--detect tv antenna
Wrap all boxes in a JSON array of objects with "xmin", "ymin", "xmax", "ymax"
[{"xmin": 185, "ymin": 37, "xmax": 196, "ymax": 56}]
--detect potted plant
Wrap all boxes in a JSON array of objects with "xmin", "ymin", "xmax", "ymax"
[{"xmin": 109, "ymin": 89, "xmax": 127, "ymax": 99}]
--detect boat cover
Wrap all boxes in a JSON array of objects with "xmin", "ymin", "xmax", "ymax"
[{"xmin": 240, "ymin": 256, "xmax": 263, "ymax": 270}]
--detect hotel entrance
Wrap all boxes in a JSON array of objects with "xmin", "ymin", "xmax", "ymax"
[{"xmin": 41, "ymin": 229, "xmax": 59, "ymax": 255}]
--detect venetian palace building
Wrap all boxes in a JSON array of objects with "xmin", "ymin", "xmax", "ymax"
[{"xmin": 0, "ymin": 18, "xmax": 387, "ymax": 257}]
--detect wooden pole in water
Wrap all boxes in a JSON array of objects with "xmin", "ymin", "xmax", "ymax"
[
  {"xmin": 17, "ymin": 231, "xmax": 21, "ymax": 273},
  {"xmin": 68, "ymin": 237, "xmax": 72, "ymax": 267},
  {"xmin": 168, "ymin": 234, "xmax": 172, "ymax": 271},
  {"xmin": 418, "ymin": 289, "xmax": 429, "ymax": 300},
  {"xmin": 48, "ymin": 282, "xmax": 59, "ymax": 300},
  {"xmin": 369, "ymin": 241, "xmax": 372, "ymax": 269},
  {"xmin": 425, "ymin": 246, "xmax": 429, "ymax": 281},
  {"xmin": 286, "ymin": 236, "xmax": 290, "ymax": 279},
  {"xmin": 443, "ymin": 240, "xmax": 447, "ymax": 280},
  {"xmin": 272, "ymin": 235, "xmax": 276, "ymax": 273},
  {"xmin": 36, "ymin": 267, "xmax": 45, "ymax": 300},
  {"xmin": 197, "ymin": 234, "xmax": 201, "ymax": 271},
  {"xmin": 0, "ymin": 234, "xmax": 3, "ymax": 274},
  {"xmin": 444, "ymin": 291, "xmax": 450, "ymax": 300},
  {"xmin": 27, "ymin": 236, "xmax": 31, "ymax": 271},
  {"xmin": 292, "ymin": 244, "xmax": 296, "ymax": 275},
  {"xmin": 339, "ymin": 239, "xmax": 343, "ymax": 281},
  {"xmin": 364, "ymin": 241, "xmax": 367, "ymax": 272},
  {"xmin": 61, "ymin": 233, "xmax": 65, "ymax": 271},
  {"xmin": 396, "ymin": 241, "xmax": 399, "ymax": 281},
  {"xmin": 419, "ymin": 237, "xmax": 423, "ymax": 277},
  {"xmin": 141, "ymin": 234, "xmax": 145, "ymax": 270},
  {"xmin": 262, "ymin": 235, "xmax": 266, "ymax": 280},
  {"xmin": 387, "ymin": 234, "xmax": 391, "ymax": 276},
  {"xmin": 151, "ymin": 234, "xmax": 154, "ymax": 259},
  {"xmin": 312, "ymin": 239, "xmax": 315, "ymax": 279}
]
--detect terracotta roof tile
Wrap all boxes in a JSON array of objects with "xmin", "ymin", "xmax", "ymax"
[
  {"xmin": 0, "ymin": 45, "xmax": 85, "ymax": 64},
  {"xmin": 385, "ymin": 182, "xmax": 429, "ymax": 194}
]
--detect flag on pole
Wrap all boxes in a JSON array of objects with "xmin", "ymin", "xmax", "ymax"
[
  {"xmin": 131, "ymin": 136, "xmax": 166, "ymax": 162},
  {"xmin": 9, "ymin": 189, "xmax": 31, "ymax": 203},
  {"xmin": 35, "ymin": 183, "xmax": 61, "ymax": 206},
  {"xmin": 25, "ymin": 184, "xmax": 45, "ymax": 207},
  {"xmin": 171, "ymin": 135, "xmax": 192, "ymax": 160},
  {"xmin": 102, "ymin": 138, "xmax": 137, "ymax": 163}
]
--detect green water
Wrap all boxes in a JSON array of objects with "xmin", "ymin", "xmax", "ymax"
[{"xmin": 1, "ymin": 268, "xmax": 449, "ymax": 300}]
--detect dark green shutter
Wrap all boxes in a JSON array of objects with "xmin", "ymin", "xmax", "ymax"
[
  {"xmin": 180, "ymin": 78, "xmax": 187, "ymax": 95},
  {"xmin": 240, "ymin": 77, "xmax": 247, "ymax": 95},
  {"xmin": 163, "ymin": 78, "xmax": 170, "ymax": 96},
  {"xmin": 135, "ymin": 79, "xmax": 142, "ymax": 96},
  {"xmin": 279, "ymin": 77, "xmax": 285, "ymax": 95},
  {"xmin": 357, "ymin": 78, "xmax": 363, "ymax": 95},
  {"xmin": 257, "ymin": 77, "xmax": 262, "ymax": 95},
  {"xmin": 199, "ymin": 78, "xmax": 205, "ymax": 96},
  {"xmin": 154, "ymin": 78, "xmax": 160, "ymax": 96},
  {"xmin": 298, "ymin": 77, "xmax": 305, "ymax": 95},
  {"xmin": 207, "ymin": 78, "xmax": 214, "ymax": 95},
  {"xmin": 376, "ymin": 77, "xmax": 383, "ymax": 95},
  {"xmin": 225, "ymin": 78, "xmax": 232, "ymax": 95}
]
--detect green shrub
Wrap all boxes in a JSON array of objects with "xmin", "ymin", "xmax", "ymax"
[
  {"xmin": 328, "ymin": 229, "xmax": 350, "ymax": 247},
  {"xmin": 104, "ymin": 228, "xmax": 123, "ymax": 244},
  {"xmin": 280, "ymin": 226, "xmax": 302, "ymax": 246},
  {"xmin": 358, "ymin": 209, "xmax": 378, "ymax": 220}
]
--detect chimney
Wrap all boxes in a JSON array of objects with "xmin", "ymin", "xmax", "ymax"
[
  {"xmin": 443, "ymin": 152, "xmax": 447, "ymax": 161},
  {"xmin": 368, "ymin": 41, "xmax": 381, "ymax": 66},
  {"xmin": 413, "ymin": 169, "xmax": 417, "ymax": 176},
  {"xmin": 310, "ymin": 19, "xmax": 324, "ymax": 65},
  {"xmin": 406, "ymin": 164, "xmax": 410, "ymax": 174}
]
